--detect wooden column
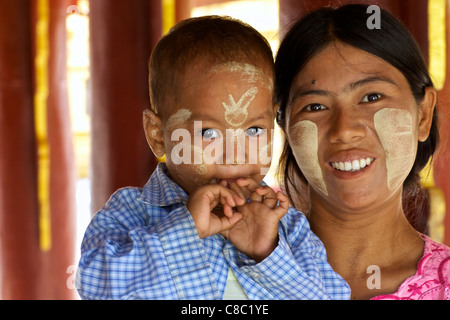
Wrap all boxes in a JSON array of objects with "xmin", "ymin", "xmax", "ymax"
[
  {"xmin": 279, "ymin": 0, "xmax": 401, "ymax": 38},
  {"xmin": 433, "ymin": 1, "xmax": 450, "ymax": 246},
  {"xmin": 44, "ymin": 0, "xmax": 77, "ymax": 299},
  {"xmin": 176, "ymin": 0, "xmax": 192, "ymax": 23},
  {"xmin": 0, "ymin": 0, "xmax": 41, "ymax": 299},
  {"xmin": 89, "ymin": 0, "xmax": 158, "ymax": 213},
  {"xmin": 0, "ymin": 0, "xmax": 76, "ymax": 299}
]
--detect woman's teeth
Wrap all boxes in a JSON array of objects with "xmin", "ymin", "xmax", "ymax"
[{"xmin": 331, "ymin": 158, "xmax": 374, "ymax": 172}]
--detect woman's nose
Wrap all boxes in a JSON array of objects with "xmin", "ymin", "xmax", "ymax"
[{"xmin": 327, "ymin": 107, "xmax": 366, "ymax": 144}]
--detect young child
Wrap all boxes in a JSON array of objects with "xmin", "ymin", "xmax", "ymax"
[{"xmin": 76, "ymin": 16, "xmax": 350, "ymax": 300}]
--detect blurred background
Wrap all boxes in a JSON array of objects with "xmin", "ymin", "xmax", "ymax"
[{"xmin": 0, "ymin": 0, "xmax": 449, "ymax": 299}]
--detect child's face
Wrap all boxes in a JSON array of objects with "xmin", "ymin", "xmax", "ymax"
[
  {"xmin": 285, "ymin": 42, "xmax": 435, "ymax": 211},
  {"xmin": 159, "ymin": 62, "xmax": 275, "ymax": 195}
]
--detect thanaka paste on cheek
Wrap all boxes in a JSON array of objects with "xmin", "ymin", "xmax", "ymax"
[
  {"xmin": 374, "ymin": 108, "xmax": 416, "ymax": 191},
  {"xmin": 258, "ymin": 141, "xmax": 272, "ymax": 176},
  {"xmin": 290, "ymin": 120, "xmax": 328, "ymax": 196},
  {"xmin": 191, "ymin": 144, "xmax": 208, "ymax": 176}
]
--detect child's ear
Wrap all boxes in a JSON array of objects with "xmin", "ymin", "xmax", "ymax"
[
  {"xmin": 143, "ymin": 109, "xmax": 165, "ymax": 158},
  {"xmin": 418, "ymin": 87, "xmax": 437, "ymax": 142}
]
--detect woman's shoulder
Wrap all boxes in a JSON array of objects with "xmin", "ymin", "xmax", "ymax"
[
  {"xmin": 373, "ymin": 234, "xmax": 450, "ymax": 300},
  {"xmin": 417, "ymin": 234, "xmax": 450, "ymax": 280},
  {"xmin": 420, "ymin": 234, "xmax": 450, "ymax": 258}
]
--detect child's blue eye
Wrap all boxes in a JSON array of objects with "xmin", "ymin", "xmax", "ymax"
[
  {"xmin": 202, "ymin": 128, "xmax": 220, "ymax": 139},
  {"xmin": 246, "ymin": 127, "xmax": 264, "ymax": 137},
  {"xmin": 361, "ymin": 93, "xmax": 382, "ymax": 103},
  {"xmin": 304, "ymin": 103, "xmax": 327, "ymax": 112}
]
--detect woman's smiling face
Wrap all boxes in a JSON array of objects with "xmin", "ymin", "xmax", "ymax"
[{"xmin": 285, "ymin": 42, "xmax": 431, "ymax": 211}]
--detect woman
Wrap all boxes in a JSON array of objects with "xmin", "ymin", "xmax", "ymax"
[{"xmin": 275, "ymin": 4, "xmax": 449, "ymax": 299}]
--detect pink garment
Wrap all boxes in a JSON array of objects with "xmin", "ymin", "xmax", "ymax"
[{"xmin": 372, "ymin": 234, "xmax": 450, "ymax": 300}]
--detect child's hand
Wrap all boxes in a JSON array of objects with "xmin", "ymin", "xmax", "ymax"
[
  {"xmin": 221, "ymin": 179, "xmax": 289, "ymax": 262},
  {"xmin": 187, "ymin": 184, "xmax": 246, "ymax": 239}
]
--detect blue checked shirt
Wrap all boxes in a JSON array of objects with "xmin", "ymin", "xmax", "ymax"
[{"xmin": 76, "ymin": 163, "xmax": 350, "ymax": 300}]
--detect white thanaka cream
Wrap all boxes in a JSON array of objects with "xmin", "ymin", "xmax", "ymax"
[
  {"xmin": 191, "ymin": 144, "xmax": 207, "ymax": 176},
  {"xmin": 374, "ymin": 108, "xmax": 416, "ymax": 191},
  {"xmin": 258, "ymin": 141, "xmax": 273, "ymax": 177},
  {"xmin": 212, "ymin": 62, "xmax": 271, "ymax": 127},
  {"xmin": 258, "ymin": 141, "xmax": 272, "ymax": 165},
  {"xmin": 290, "ymin": 120, "xmax": 328, "ymax": 196},
  {"xmin": 210, "ymin": 62, "xmax": 273, "ymax": 89},
  {"xmin": 166, "ymin": 108, "xmax": 192, "ymax": 128},
  {"xmin": 222, "ymin": 87, "xmax": 258, "ymax": 127}
]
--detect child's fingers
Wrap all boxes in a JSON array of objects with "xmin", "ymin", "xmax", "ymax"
[
  {"xmin": 214, "ymin": 180, "xmax": 246, "ymax": 207},
  {"xmin": 205, "ymin": 184, "xmax": 243, "ymax": 209},
  {"xmin": 249, "ymin": 191, "xmax": 264, "ymax": 203},
  {"xmin": 273, "ymin": 191, "xmax": 289, "ymax": 219},
  {"xmin": 222, "ymin": 211, "xmax": 242, "ymax": 229},
  {"xmin": 218, "ymin": 190, "xmax": 242, "ymax": 211},
  {"xmin": 255, "ymin": 185, "xmax": 277, "ymax": 198},
  {"xmin": 219, "ymin": 210, "xmax": 243, "ymax": 239},
  {"xmin": 227, "ymin": 181, "xmax": 248, "ymax": 205},
  {"xmin": 276, "ymin": 191, "xmax": 289, "ymax": 206},
  {"xmin": 217, "ymin": 179, "xmax": 228, "ymax": 187},
  {"xmin": 214, "ymin": 186, "xmax": 246, "ymax": 217},
  {"xmin": 254, "ymin": 186, "xmax": 278, "ymax": 208},
  {"xmin": 235, "ymin": 178, "xmax": 260, "ymax": 193}
]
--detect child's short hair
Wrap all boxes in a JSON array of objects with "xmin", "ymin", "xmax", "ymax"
[{"xmin": 149, "ymin": 15, "xmax": 274, "ymax": 114}]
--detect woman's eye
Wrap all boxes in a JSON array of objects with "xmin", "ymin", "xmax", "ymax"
[
  {"xmin": 362, "ymin": 93, "xmax": 382, "ymax": 103},
  {"xmin": 202, "ymin": 128, "xmax": 220, "ymax": 139},
  {"xmin": 246, "ymin": 127, "xmax": 264, "ymax": 137},
  {"xmin": 304, "ymin": 103, "xmax": 327, "ymax": 112}
]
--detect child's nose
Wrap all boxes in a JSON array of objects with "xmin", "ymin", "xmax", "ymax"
[{"xmin": 224, "ymin": 129, "xmax": 246, "ymax": 164}]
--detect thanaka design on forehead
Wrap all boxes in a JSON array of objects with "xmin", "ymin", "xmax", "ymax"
[
  {"xmin": 211, "ymin": 62, "xmax": 272, "ymax": 127},
  {"xmin": 222, "ymin": 87, "xmax": 259, "ymax": 127},
  {"xmin": 210, "ymin": 62, "xmax": 272, "ymax": 88}
]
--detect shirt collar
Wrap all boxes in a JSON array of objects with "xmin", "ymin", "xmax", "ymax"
[{"xmin": 138, "ymin": 162, "xmax": 188, "ymax": 207}]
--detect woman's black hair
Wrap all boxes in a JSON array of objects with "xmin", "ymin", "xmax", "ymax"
[{"xmin": 275, "ymin": 4, "xmax": 439, "ymax": 233}]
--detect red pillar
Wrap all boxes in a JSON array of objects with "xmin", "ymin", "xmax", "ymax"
[
  {"xmin": 176, "ymin": 0, "xmax": 192, "ymax": 23},
  {"xmin": 279, "ymin": 0, "xmax": 401, "ymax": 38},
  {"xmin": 89, "ymin": 0, "xmax": 159, "ymax": 213},
  {"xmin": 0, "ymin": 0, "xmax": 41, "ymax": 299},
  {"xmin": 398, "ymin": 0, "xmax": 429, "ymax": 64},
  {"xmin": 0, "ymin": 0, "xmax": 76, "ymax": 299},
  {"xmin": 433, "ymin": 2, "xmax": 450, "ymax": 246},
  {"xmin": 44, "ymin": 0, "xmax": 77, "ymax": 299}
]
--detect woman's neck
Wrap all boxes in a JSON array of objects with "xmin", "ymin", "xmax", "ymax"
[{"xmin": 308, "ymin": 190, "xmax": 424, "ymax": 299}]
